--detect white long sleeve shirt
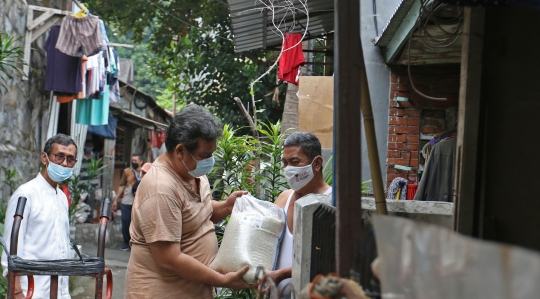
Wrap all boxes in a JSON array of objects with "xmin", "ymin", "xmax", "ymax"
[{"xmin": 1, "ymin": 173, "xmax": 71, "ymax": 299}]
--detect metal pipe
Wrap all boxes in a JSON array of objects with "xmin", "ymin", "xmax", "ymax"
[
  {"xmin": 360, "ymin": 69, "xmax": 388, "ymax": 215},
  {"xmin": 105, "ymin": 268, "xmax": 113, "ymax": 299},
  {"xmin": 49, "ymin": 275, "xmax": 58, "ymax": 299},
  {"xmin": 24, "ymin": 276, "xmax": 34, "ymax": 299},
  {"xmin": 97, "ymin": 198, "xmax": 111, "ymax": 258},
  {"xmin": 8, "ymin": 197, "xmax": 26, "ymax": 298},
  {"xmin": 10, "ymin": 197, "xmax": 27, "ymax": 256},
  {"xmin": 95, "ymin": 275, "xmax": 103, "ymax": 299}
]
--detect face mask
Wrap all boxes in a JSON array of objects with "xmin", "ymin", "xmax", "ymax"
[
  {"xmin": 181, "ymin": 152, "xmax": 215, "ymax": 178},
  {"xmin": 84, "ymin": 147, "xmax": 93, "ymax": 153},
  {"xmin": 46, "ymin": 156, "xmax": 74, "ymax": 183},
  {"xmin": 284, "ymin": 159, "xmax": 316, "ymax": 191},
  {"xmin": 131, "ymin": 162, "xmax": 139, "ymax": 169}
]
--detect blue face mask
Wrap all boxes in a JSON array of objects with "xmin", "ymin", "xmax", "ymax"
[
  {"xmin": 46, "ymin": 156, "xmax": 74, "ymax": 183},
  {"xmin": 181, "ymin": 152, "xmax": 214, "ymax": 178},
  {"xmin": 84, "ymin": 147, "xmax": 93, "ymax": 153}
]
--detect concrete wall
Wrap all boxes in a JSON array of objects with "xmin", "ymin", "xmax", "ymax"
[
  {"xmin": 359, "ymin": 0, "xmax": 396, "ymax": 190},
  {"xmin": 361, "ymin": 197, "xmax": 454, "ymax": 229},
  {"xmin": 74, "ymin": 218, "xmax": 124, "ymax": 249},
  {"xmin": 0, "ymin": 0, "xmax": 67, "ymax": 200}
]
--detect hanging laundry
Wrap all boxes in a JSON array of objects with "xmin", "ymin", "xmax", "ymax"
[
  {"xmin": 55, "ymin": 55, "xmax": 89, "ymax": 103},
  {"xmin": 56, "ymin": 14, "xmax": 105, "ymax": 57},
  {"xmin": 99, "ymin": 20, "xmax": 109, "ymax": 44},
  {"xmin": 75, "ymin": 83, "xmax": 110, "ymax": 126},
  {"xmin": 44, "ymin": 25, "xmax": 82, "ymax": 95},
  {"xmin": 278, "ymin": 33, "xmax": 305, "ymax": 85},
  {"xmin": 429, "ymin": 129, "xmax": 457, "ymax": 146},
  {"xmin": 119, "ymin": 58, "xmax": 134, "ymax": 84},
  {"xmin": 414, "ymin": 138, "xmax": 457, "ymax": 202},
  {"xmin": 75, "ymin": 49, "xmax": 110, "ymax": 126},
  {"xmin": 88, "ymin": 114, "xmax": 117, "ymax": 139},
  {"xmin": 150, "ymin": 131, "xmax": 166, "ymax": 160}
]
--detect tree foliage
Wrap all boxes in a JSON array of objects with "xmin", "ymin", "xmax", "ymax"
[
  {"xmin": 0, "ymin": 33, "xmax": 30, "ymax": 94},
  {"xmin": 105, "ymin": 26, "xmax": 168, "ymax": 99},
  {"xmin": 88, "ymin": 0, "xmax": 285, "ymax": 130}
]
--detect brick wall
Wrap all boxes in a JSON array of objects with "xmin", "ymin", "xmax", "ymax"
[{"xmin": 386, "ymin": 66, "xmax": 460, "ymax": 188}]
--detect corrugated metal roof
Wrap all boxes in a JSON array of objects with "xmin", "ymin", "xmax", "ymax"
[
  {"xmin": 374, "ymin": 0, "xmax": 418, "ymax": 46},
  {"xmin": 227, "ymin": 0, "xmax": 334, "ymax": 52}
]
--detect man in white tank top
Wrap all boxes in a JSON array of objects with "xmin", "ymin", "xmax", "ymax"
[{"xmin": 265, "ymin": 132, "xmax": 332, "ymax": 299}]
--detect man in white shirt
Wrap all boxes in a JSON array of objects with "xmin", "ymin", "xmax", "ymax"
[
  {"xmin": 265, "ymin": 132, "xmax": 332, "ymax": 299},
  {"xmin": 2, "ymin": 133, "xmax": 77, "ymax": 299}
]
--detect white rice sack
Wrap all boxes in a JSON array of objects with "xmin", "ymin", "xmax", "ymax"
[{"xmin": 210, "ymin": 193, "xmax": 285, "ymax": 283}]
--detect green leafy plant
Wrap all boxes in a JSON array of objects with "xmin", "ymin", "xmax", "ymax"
[
  {"xmin": 254, "ymin": 121, "xmax": 288, "ymax": 203},
  {"xmin": 0, "ymin": 274, "xmax": 6, "ymax": 298},
  {"xmin": 86, "ymin": 158, "xmax": 107, "ymax": 186},
  {"xmin": 361, "ymin": 180, "xmax": 373, "ymax": 195},
  {"xmin": 216, "ymin": 288, "xmax": 256, "ymax": 299},
  {"xmin": 66, "ymin": 158, "xmax": 106, "ymax": 225},
  {"xmin": 1, "ymin": 166, "xmax": 20, "ymax": 196},
  {"xmin": 0, "ymin": 33, "xmax": 30, "ymax": 94},
  {"xmin": 211, "ymin": 124, "xmax": 257, "ymax": 199},
  {"xmin": 322, "ymin": 156, "xmax": 372, "ymax": 194},
  {"xmin": 323, "ymin": 156, "xmax": 333, "ymax": 185},
  {"xmin": 66, "ymin": 175, "xmax": 86, "ymax": 226},
  {"xmin": 212, "ymin": 121, "xmax": 287, "ymax": 299},
  {"xmin": 0, "ymin": 166, "xmax": 19, "ymax": 296}
]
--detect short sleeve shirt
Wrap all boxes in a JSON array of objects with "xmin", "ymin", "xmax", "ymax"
[
  {"xmin": 125, "ymin": 155, "xmax": 217, "ymax": 299},
  {"xmin": 119, "ymin": 167, "xmax": 141, "ymax": 205}
]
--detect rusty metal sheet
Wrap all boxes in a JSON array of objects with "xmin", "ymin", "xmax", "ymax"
[{"xmin": 373, "ymin": 215, "xmax": 540, "ymax": 299}]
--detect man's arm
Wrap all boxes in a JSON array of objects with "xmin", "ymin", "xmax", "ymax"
[
  {"xmin": 210, "ymin": 191, "xmax": 248, "ymax": 223},
  {"xmin": 264, "ymin": 267, "xmax": 291, "ymax": 286},
  {"xmin": 112, "ymin": 170, "xmax": 127, "ymax": 210},
  {"xmin": 112, "ymin": 185, "xmax": 125, "ymax": 210},
  {"xmin": 149, "ymin": 241, "xmax": 251, "ymax": 290}
]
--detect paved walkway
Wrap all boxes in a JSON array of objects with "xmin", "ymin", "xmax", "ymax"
[{"xmin": 71, "ymin": 244, "xmax": 130, "ymax": 299}]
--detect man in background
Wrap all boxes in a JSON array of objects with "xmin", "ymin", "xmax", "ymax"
[
  {"xmin": 112, "ymin": 153, "xmax": 144, "ymax": 251},
  {"xmin": 265, "ymin": 132, "xmax": 332, "ymax": 299}
]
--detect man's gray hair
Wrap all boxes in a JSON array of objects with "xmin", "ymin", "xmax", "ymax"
[
  {"xmin": 165, "ymin": 104, "xmax": 223, "ymax": 153},
  {"xmin": 43, "ymin": 133, "xmax": 77, "ymax": 155},
  {"xmin": 283, "ymin": 132, "xmax": 322, "ymax": 160}
]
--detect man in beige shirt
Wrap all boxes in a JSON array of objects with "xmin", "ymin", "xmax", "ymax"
[{"xmin": 125, "ymin": 104, "xmax": 251, "ymax": 298}]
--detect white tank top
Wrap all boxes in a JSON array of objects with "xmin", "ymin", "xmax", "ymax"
[{"xmin": 275, "ymin": 188, "xmax": 332, "ymax": 298}]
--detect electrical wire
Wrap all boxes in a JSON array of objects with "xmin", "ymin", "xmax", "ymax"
[
  {"xmin": 418, "ymin": 0, "xmax": 463, "ymax": 48},
  {"xmin": 238, "ymin": 0, "xmax": 310, "ymax": 128},
  {"xmin": 405, "ymin": 0, "xmax": 464, "ymax": 101},
  {"xmin": 249, "ymin": 0, "xmax": 310, "ymax": 87}
]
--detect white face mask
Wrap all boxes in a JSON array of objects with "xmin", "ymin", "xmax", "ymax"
[{"xmin": 284, "ymin": 159, "xmax": 316, "ymax": 191}]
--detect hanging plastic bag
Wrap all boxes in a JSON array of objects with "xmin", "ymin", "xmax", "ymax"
[{"xmin": 210, "ymin": 194, "xmax": 286, "ymax": 283}]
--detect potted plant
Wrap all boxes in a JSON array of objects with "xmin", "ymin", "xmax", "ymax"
[{"xmin": 66, "ymin": 157, "xmax": 106, "ymax": 238}]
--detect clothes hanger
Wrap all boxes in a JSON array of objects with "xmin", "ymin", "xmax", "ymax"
[
  {"xmin": 287, "ymin": 19, "xmax": 311, "ymax": 38},
  {"xmin": 72, "ymin": 3, "xmax": 89, "ymax": 18}
]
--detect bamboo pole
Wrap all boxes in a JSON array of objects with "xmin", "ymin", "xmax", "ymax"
[{"xmin": 360, "ymin": 68, "xmax": 388, "ymax": 215}]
